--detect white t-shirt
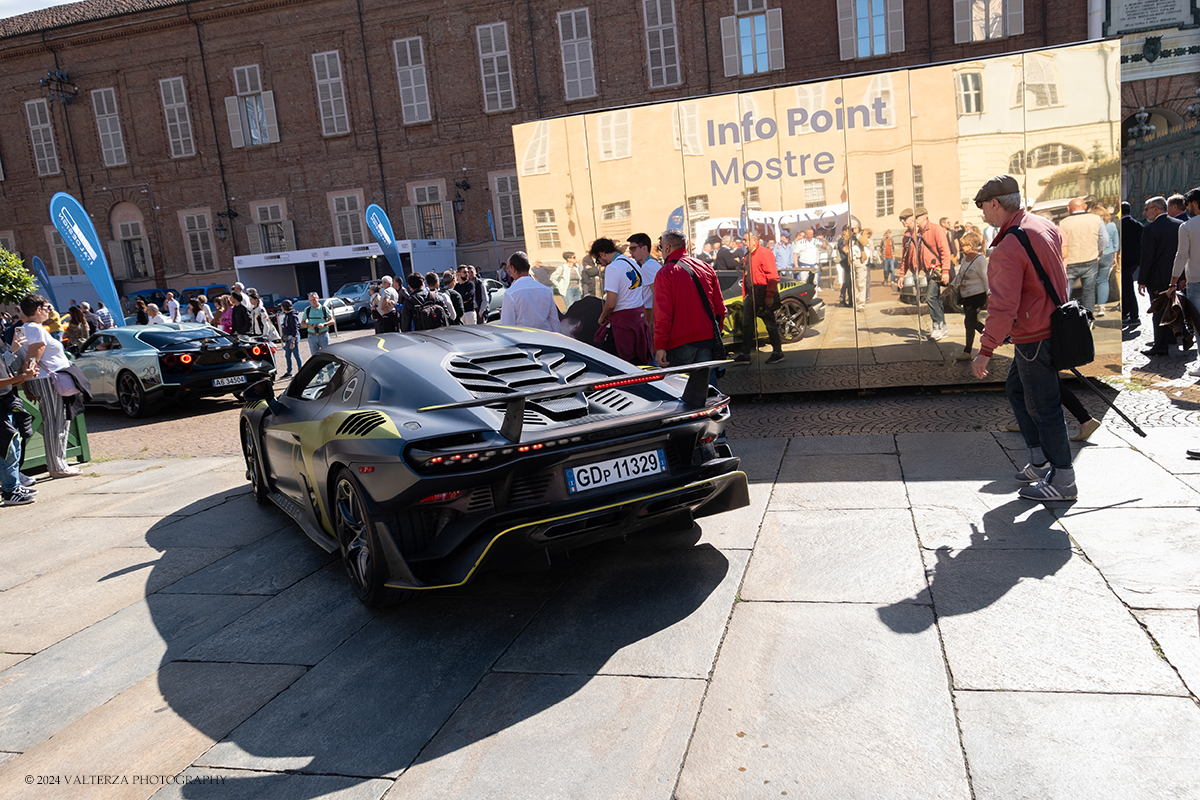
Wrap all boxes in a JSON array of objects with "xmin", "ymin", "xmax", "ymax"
[
  {"xmin": 604, "ymin": 255, "xmax": 645, "ymax": 313},
  {"xmin": 23, "ymin": 321, "xmax": 70, "ymax": 372},
  {"xmin": 165, "ymin": 298, "xmax": 180, "ymax": 321},
  {"xmin": 794, "ymin": 238, "xmax": 820, "ymax": 266},
  {"xmin": 147, "ymin": 313, "xmax": 167, "ymax": 325},
  {"xmin": 639, "ymin": 256, "xmax": 661, "ymax": 310}
]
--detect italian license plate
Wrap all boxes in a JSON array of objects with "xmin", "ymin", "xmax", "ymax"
[
  {"xmin": 213, "ymin": 375, "xmax": 247, "ymax": 387},
  {"xmin": 565, "ymin": 449, "xmax": 666, "ymax": 494}
]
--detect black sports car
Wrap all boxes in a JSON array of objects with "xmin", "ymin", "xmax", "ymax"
[{"xmin": 240, "ymin": 326, "xmax": 749, "ymax": 606}]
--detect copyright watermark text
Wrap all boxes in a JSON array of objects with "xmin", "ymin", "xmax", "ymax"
[{"xmin": 25, "ymin": 774, "xmax": 226, "ymax": 786}]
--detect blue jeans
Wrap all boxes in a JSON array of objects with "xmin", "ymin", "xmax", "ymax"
[
  {"xmin": 665, "ymin": 341, "xmax": 719, "ymax": 388},
  {"xmin": 1, "ymin": 426, "xmax": 20, "ymax": 493},
  {"xmin": 925, "ymin": 276, "xmax": 945, "ymax": 326},
  {"xmin": 1007, "ymin": 339, "xmax": 1072, "ymax": 470},
  {"xmin": 1067, "ymin": 259, "xmax": 1099, "ymax": 311},
  {"xmin": 883, "ymin": 257, "xmax": 895, "ymax": 283},
  {"xmin": 564, "ymin": 288, "xmax": 582, "ymax": 308},
  {"xmin": 283, "ymin": 337, "xmax": 302, "ymax": 373},
  {"xmin": 307, "ymin": 332, "xmax": 329, "ymax": 357},
  {"xmin": 1096, "ymin": 253, "xmax": 1114, "ymax": 306}
]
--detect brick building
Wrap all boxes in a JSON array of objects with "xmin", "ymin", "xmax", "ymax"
[{"xmin": 0, "ymin": 0, "xmax": 1091, "ymax": 302}]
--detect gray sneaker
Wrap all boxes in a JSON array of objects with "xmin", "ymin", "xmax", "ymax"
[
  {"xmin": 2, "ymin": 487, "xmax": 36, "ymax": 506},
  {"xmin": 1015, "ymin": 462, "xmax": 1052, "ymax": 483},
  {"xmin": 1019, "ymin": 478, "xmax": 1077, "ymax": 501}
]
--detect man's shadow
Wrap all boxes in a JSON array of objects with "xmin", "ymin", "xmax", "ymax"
[
  {"xmin": 140, "ymin": 496, "xmax": 728, "ymax": 799},
  {"xmin": 878, "ymin": 495, "xmax": 1072, "ymax": 634}
]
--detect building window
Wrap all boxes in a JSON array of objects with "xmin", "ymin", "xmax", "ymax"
[
  {"xmin": 792, "ymin": 84, "xmax": 826, "ymax": 134},
  {"xmin": 91, "ymin": 88, "xmax": 127, "ymax": 167},
  {"xmin": 118, "ymin": 222, "xmax": 150, "ymax": 279},
  {"xmin": 838, "ymin": 0, "xmax": 905, "ymax": 60},
  {"xmin": 256, "ymin": 204, "xmax": 287, "ymax": 252},
  {"xmin": 862, "ymin": 74, "xmax": 895, "ymax": 127},
  {"xmin": 312, "ymin": 51, "xmax": 350, "ymax": 136},
  {"xmin": 534, "ymin": 209, "xmax": 561, "ymax": 248},
  {"xmin": 721, "ymin": 2, "xmax": 784, "ymax": 77},
  {"xmin": 25, "ymin": 99, "xmax": 59, "ymax": 176},
  {"xmin": 804, "ymin": 180, "xmax": 826, "ymax": 207},
  {"xmin": 558, "ymin": 9, "xmax": 596, "ymax": 101},
  {"xmin": 1013, "ymin": 55, "xmax": 1060, "ymax": 109},
  {"xmin": 912, "ymin": 165, "xmax": 924, "ymax": 207},
  {"xmin": 521, "ymin": 120, "xmax": 550, "ymax": 175},
  {"xmin": 600, "ymin": 201, "xmax": 632, "ymax": 238},
  {"xmin": 598, "ymin": 110, "xmax": 631, "ymax": 161},
  {"xmin": 687, "ymin": 194, "xmax": 709, "ymax": 245},
  {"xmin": 673, "ymin": 103, "xmax": 703, "ymax": 155},
  {"xmin": 159, "ymin": 77, "xmax": 195, "ymax": 158},
  {"xmin": 744, "ymin": 186, "xmax": 762, "ymax": 211},
  {"xmin": 493, "ymin": 174, "xmax": 522, "ymax": 240},
  {"xmin": 956, "ymin": 72, "xmax": 983, "ymax": 115},
  {"xmin": 50, "ymin": 231, "xmax": 80, "ymax": 276},
  {"xmin": 414, "ymin": 185, "xmax": 445, "ymax": 239},
  {"xmin": 333, "ymin": 194, "xmax": 365, "ymax": 246},
  {"xmin": 644, "ymin": 0, "xmax": 681, "ymax": 88},
  {"xmin": 477, "ymin": 22, "xmax": 516, "ymax": 113},
  {"xmin": 226, "ymin": 64, "xmax": 278, "ymax": 147},
  {"xmin": 0, "ymin": 234, "xmax": 13, "ymax": 254},
  {"xmin": 1026, "ymin": 143, "xmax": 1083, "ymax": 169},
  {"xmin": 394, "ymin": 37, "xmax": 431, "ymax": 124},
  {"xmin": 1008, "ymin": 150, "xmax": 1025, "ymax": 174},
  {"xmin": 955, "ymin": 0, "xmax": 1023, "ymax": 43},
  {"xmin": 184, "ymin": 213, "xmax": 216, "ymax": 273},
  {"xmin": 875, "ymin": 170, "xmax": 894, "ymax": 218}
]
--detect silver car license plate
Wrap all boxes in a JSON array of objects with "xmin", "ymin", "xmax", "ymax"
[
  {"xmin": 213, "ymin": 375, "xmax": 247, "ymax": 387},
  {"xmin": 565, "ymin": 449, "xmax": 666, "ymax": 494}
]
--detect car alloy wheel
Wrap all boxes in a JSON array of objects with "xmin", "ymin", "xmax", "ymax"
[
  {"xmin": 332, "ymin": 469, "xmax": 399, "ymax": 607},
  {"xmin": 117, "ymin": 371, "xmax": 147, "ymax": 418},
  {"xmin": 241, "ymin": 421, "xmax": 269, "ymax": 505},
  {"xmin": 776, "ymin": 298, "xmax": 810, "ymax": 344},
  {"xmin": 358, "ymin": 308, "xmax": 370, "ymax": 328}
]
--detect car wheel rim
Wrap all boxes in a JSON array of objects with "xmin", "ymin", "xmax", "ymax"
[
  {"xmin": 118, "ymin": 374, "xmax": 140, "ymax": 415},
  {"xmin": 776, "ymin": 302, "xmax": 806, "ymax": 342},
  {"xmin": 242, "ymin": 426, "xmax": 261, "ymax": 492},
  {"xmin": 335, "ymin": 478, "xmax": 371, "ymax": 593}
]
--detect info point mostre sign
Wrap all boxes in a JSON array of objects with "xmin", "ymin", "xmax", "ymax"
[{"xmin": 513, "ymin": 40, "xmax": 1123, "ymax": 394}]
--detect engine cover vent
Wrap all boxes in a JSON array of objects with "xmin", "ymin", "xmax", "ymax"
[{"xmin": 335, "ymin": 411, "xmax": 388, "ymax": 437}]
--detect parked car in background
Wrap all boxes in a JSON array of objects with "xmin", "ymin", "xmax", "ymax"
[
  {"xmin": 278, "ymin": 296, "xmax": 358, "ymax": 337},
  {"xmin": 483, "ymin": 278, "xmax": 505, "ymax": 322},
  {"xmin": 124, "ymin": 287, "xmax": 182, "ymax": 311},
  {"xmin": 74, "ymin": 322, "xmax": 275, "ymax": 418},
  {"xmin": 719, "ymin": 276, "xmax": 826, "ymax": 346},
  {"xmin": 181, "ymin": 284, "xmax": 229, "ymax": 303},
  {"xmin": 331, "ymin": 281, "xmax": 376, "ymax": 328}
]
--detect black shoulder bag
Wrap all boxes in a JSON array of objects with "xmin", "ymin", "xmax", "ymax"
[
  {"xmin": 1009, "ymin": 226, "xmax": 1094, "ymax": 370},
  {"xmin": 673, "ymin": 257, "xmax": 727, "ymax": 359}
]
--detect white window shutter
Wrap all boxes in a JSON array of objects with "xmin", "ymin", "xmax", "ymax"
[
  {"xmin": 766, "ymin": 8, "xmax": 785, "ymax": 71},
  {"xmin": 246, "ymin": 224, "xmax": 263, "ymax": 255},
  {"xmin": 106, "ymin": 241, "xmax": 127, "ymax": 280},
  {"xmin": 282, "ymin": 219, "xmax": 296, "ymax": 251},
  {"xmin": 224, "ymin": 96, "xmax": 244, "ymax": 148},
  {"xmin": 261, "ymin": 91, "xmax": 279, "ymax": 143},
  {"xmin": 1007, "ymin": 0, "xmax": 1024, "ymax": 36},
  {"xmin": 887, "ymin": 0, "xmax": 905, "ymax": 54},
  {"xmin": 837, "ymin": 0, "xmax": 855, "ymax": 61},
  {"xmin": 720, "ymin": 16, "xmax": 738, "ymax": 77},
  {"xmin": 401, "ymin": 207, "xmax": 419, "ymax": 239},
  {"xmin": 953, "ymin": 0, "xmax": 971, "ymax": 43},
  {"xmin": 440, "ymin": 201, "xmax": 456, "ymax": 240}
]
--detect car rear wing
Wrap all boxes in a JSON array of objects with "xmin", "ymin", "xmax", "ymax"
[{"xmin": 418, "ymin": 360, "xmax": 730, "ymax": 442}]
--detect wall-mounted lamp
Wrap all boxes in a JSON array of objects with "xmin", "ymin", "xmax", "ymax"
[
  {"xmin": 39, "ymin": 69, "xmax": 78, "ymax": 105},
  {"xmin": 453, "ymin": 180, "xmax": 471, "ymax": 214},
  {"xmin": 214, "ymin": 208, "xmax": 239, "ymax": 242}
]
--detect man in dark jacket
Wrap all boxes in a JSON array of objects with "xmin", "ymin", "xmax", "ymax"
[
  {"xmin": 1138, "ymin": 195, "xmax": 1188, "ymax": 356},
  {"xmin": 230, "ymin": 291, "xmax": 253, "ymax": 335},
  {"xmin": 1121, "ymin": 201, "xmax": 1142, "ymax": 326}
]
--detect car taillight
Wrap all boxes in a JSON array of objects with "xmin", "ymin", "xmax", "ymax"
[
  {"xmin": 179, "ymin": 353, "xmax": 193, "ymax": 365},
  {"xmin": 163, "ymin": 354, "xmax": 178, "ymax": 367},
  {"xmin": 250, "ymin": 345, "xmax": 264, "ymax": 357}
]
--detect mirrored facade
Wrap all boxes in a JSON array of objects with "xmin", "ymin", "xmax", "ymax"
[{"xmin": 513, "ymin": 41, "xmax": 1122, "ymax": 392}]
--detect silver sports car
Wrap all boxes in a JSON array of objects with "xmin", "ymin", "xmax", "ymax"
[{"xmin": 74, "ymin": 322, "xmax": 276, "ymax": 417}]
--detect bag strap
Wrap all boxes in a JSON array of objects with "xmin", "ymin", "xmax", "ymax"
[
  {"xmin": 670, "ymin": 256, "xmax": 719, "ymax": 326},
  {"xmin": 1007, "ymin": 226, "xmax": 1063, "ymax": 307}
]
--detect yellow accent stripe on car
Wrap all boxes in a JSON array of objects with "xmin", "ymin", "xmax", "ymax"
[
  {"xmin": 388, "ymin": 472, "xmax": 746, "ymax": 591},
  {"xmin": 375, "ymin": 337, "xmax": 390, "ymax": 351}
]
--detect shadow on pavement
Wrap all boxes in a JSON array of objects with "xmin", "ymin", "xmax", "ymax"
[{"xmin": 139, "ymin": 494, "xmax": 728, "ymax": 799}]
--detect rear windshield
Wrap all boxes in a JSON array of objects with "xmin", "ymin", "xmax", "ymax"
[
  {"xmin": 335, "ymin": 283, "xmax": 369, "ymax": 296},
  {"xmin": 138, "ymin": 330, "xmax": 235, "ymax": 349}
]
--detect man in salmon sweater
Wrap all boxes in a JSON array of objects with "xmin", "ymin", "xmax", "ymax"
[{"xmin": 971, "ymin": 175, "xmax": 1076, "ymax": 501}]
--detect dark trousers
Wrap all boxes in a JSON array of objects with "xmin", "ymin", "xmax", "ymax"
[
  {"xmin": 961, "ymin": 292, "xmax": 987, "ymax": 351},
  {"xmin": 1121, "ymin": 259, "xmax": 1138, "ymax": 321},
  {"xmin": 741, "ymin": 287, "xmax": 782, "ymax": 355}
]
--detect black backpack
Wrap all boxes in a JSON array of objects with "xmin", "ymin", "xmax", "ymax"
[{"xmin": 413, "ymin": 291, "xmax": 448, "ymax": 330}]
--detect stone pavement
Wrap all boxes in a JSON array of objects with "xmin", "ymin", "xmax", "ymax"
[{"xmin": 0, "ymin": 418, "xmax": 1198, "ymax": 799}]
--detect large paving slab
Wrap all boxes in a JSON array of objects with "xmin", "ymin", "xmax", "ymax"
[
  {"xmin": 1056, "ymin": 507, "xmax": 1200, "ymax": 609},
  {"xmin": 158, "ymin": 527, "xmax": 333, "ymax": 596},
  {"xmin": 152, "ymin": 768, "xmax": 390, "ymax": 800},
  {"xmin": 391, "ymin": 672, "xmax": 704, "ymax": 800},
  {"xmin": 0, "ymin": 593, "xmax": 264, "ymax": 751},
  {"xmin": 770, "ymin": 453, "xmax": 908, "ymax": 509},
  {"xmin": 1135, "ymin": 609, "xmax": 1200, "ymax": 697},
  {"xmin": 727, "ymin": 436, "xmax": 789, "ymax": 480},
  {"xmin": 780, "ymin": 433, "xmax": 896, "ymax": 455},
  {"xmin": 0, "ymin": 546, "xmax": 233, "ymax": 653},
  {"xmin": 196, "ymin": 598, "xmax": 539, "ymax": 779},
  {"xmin": 1112, "ymin": 425, "xmax": 1200, "ymax": 474},
  {"xmin": 695, "ymin": 481, "xmax": 773, "ymax": 550},
  {"xmin": 77, "ymin": 458, "xmax": 235, "ymax": 494},
  {"xmin": 956, "ymin": 691, "xmax": 1200, "ymax": 800},
  {"xmin": 923, "ymin": 548, "xmax": 1187, "ymax": 694},
  {"xmin": 493, "ymin": 543, "xmax": 747, "ymax": 679},
  {"xmin": 1065, "ymin": 446, "xmax": 1200, "ymax": 507},
  {"xmin": 180, "ymin": 563, "xmax": 374, "ymax": 666},
  {"xmin": 138, "ymin": 494, "xmax": 293, "ymax": 549},
  {"xmin": 0, "ymin": 661, "xmax": 306, "ymax": 800},
  {"xmin": 677, "ymin": 602, "xmax": 969, "ymax": 800},
  {"xmin": 898, "ymin": 431, "xmax": 1025, "ymax": 509},
  {"xmin": 740, "ymin": 509, "xmax": 927, "ymax": 604},
  {"xmin": 910, "ymin": 497, "xmax": 1069, "ymax": 551}
]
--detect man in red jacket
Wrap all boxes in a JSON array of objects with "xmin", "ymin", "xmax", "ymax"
[
  {"xmin": 895, "ymin": 207, "xmax": 953, "ymax": 339},
  {"xmin": 654, "ymin": 229, "xmax": 726, "ymax": 376},
  {"xmin": 734, "ymin": 230, "xmax": 784, "ymax": 364},
  {"xmin": 971, "ymin": 175, "xmax": 1076, "ymax": 501}
]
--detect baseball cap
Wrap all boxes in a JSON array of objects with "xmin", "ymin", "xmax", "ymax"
[{"xmin": 973, "ymin": 175, "xmax": 1020, "ymax": 206}]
